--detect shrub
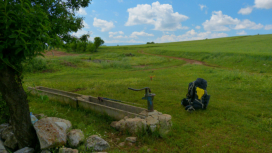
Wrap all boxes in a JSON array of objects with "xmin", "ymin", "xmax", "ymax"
[
  {"xmin": 23, "ymin": 57, "xmax": 47, "ymax": 73},
  {"xmin": 86, "ymin": 42, "xmax": 96, "ymax": 52}
]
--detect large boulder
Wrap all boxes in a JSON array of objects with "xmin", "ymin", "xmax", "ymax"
[
  {"xmin": 85, "ymin": 135, "xmax": 110, "ymax": 152},
  {"xmin": 47, "ymin": 117, "xmax": 72, "ymax": 133},
  {"xmin": 1, "ymin": 126, "xmax": 18, "ymax": 150},
  {"xmin": 0, "ymin": 140, "xmax": 8, "ymax": 153},
  {"xmin": 34, "ymin": 118, "xmax": 67, "ymax": 149},
  {"xmin": 3, "ymin": 134, "xmax": 18, "ymax": 150},
  {"xmin": 1, "ymin": 126, "xmax": 13, "ymax": 140},
  {"xmin": 67, "ymin": 129, "xmax": 84, "ymax": 147},
  {"xmin": 14, "ymin": 147, "xmax": 34, "ymax": 153},
  {"xmin": 0, "ymin": 124, "xmax": 9, "ymax": 138}
]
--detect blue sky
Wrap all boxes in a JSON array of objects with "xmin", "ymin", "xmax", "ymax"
[{"xmin": 73, "ymin": 0, "xmax": 272, "ymax": 46}]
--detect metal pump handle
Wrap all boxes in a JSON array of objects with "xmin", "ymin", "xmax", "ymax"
[{"xmin": 128, "ymin": 87, "xmax": 151, "ymax": 94}]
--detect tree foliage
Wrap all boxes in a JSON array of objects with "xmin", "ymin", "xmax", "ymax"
[
  {"xmin": 94, "ymin": 37, "xmax": 104, "ymax": 51},
  {"xmin": 0, "ymin": 0, "xmax": 91, "ymax": 71},
  {"xmin": 0, "ymin": 0, "xmax": 92, "ymax": 148}
]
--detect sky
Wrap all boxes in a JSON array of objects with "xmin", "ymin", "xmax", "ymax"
[{"xmin": 73, "ymin": 0, "xmax": 272, "ymax": 46}]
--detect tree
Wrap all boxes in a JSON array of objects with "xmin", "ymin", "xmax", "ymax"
[
  {"xmin": 94, "ymin": 37, "xmax": 104, "ymax": 51},
  {"xmin": 0, "ymin": 0, "xmax": 91, "ymax": 149}
]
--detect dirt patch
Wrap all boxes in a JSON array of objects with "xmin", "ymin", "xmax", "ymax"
[
  {"xmin": 44, "ymin": 50, "xmax": 79, "ymax": 57},
  {"xmin": 138, "ymin": 50, "xmax": 217, "ymax": 67},
  {"xmin": 69, "ymin": 88, "xmax": 87, "ymax": 92},
  {"xmin": 61, "ymin": 61, "xmax": 77, "ymax": 67}
]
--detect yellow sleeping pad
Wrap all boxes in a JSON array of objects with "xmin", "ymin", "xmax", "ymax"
[{"xmin": 196, "ymin": 87, "xmax": 205, "ymax": 100}]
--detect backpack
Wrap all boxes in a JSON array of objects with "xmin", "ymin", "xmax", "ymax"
[{"xmin": 181, "ymin": 78, "xmax": 210, "ymax": 111}]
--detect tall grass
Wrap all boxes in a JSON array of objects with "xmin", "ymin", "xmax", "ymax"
[{"xmin": 19, "ymin": 34, "xmax": 272, "ymax": 152}]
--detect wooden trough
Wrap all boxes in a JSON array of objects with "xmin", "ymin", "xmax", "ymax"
[{"xmin": 28, "ymin": 86, "xmax": 146, "ymax": 120}]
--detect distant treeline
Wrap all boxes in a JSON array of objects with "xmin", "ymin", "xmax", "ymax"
[{"xmin": 146, "ymin": 42, "xmax": 155, "ymax": 44}]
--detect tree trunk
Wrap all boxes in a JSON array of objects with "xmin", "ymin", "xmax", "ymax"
[{"xmin": 0, "ymin": 65, "xmax": 38, "ymax": 148}]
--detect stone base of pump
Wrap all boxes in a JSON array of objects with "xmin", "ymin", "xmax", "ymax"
[{"xmin": 110, "ymin": 110, "xmax": 172, "ymax": 137}]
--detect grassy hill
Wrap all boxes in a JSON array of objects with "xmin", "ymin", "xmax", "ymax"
[{"xmin": 19, "ymin": 34, "xmax": 272, "ymax": 152}]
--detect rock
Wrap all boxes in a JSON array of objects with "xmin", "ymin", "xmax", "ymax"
[
  {"xmin": 146, "ymin": 116, "xmax": 159, "ymax": 125},
  {"xmin": 118, "ymin": 119, "xmax": 126, "ymax": 131},
  {"xmin": 110, "ymin": 121, "xmax": 119, "ymax": 129},
  {"xmin": 1, "ymin": 126, "xmax": 18, "ymax": 150},
  {"xmin": 4, "ymin": 133, "xmax": 18, "ymax": 150},
  {"xmin": 118, "ymin": 142, "xmax": 125, "ymax": 147},
  {"xmin": 149, "ymin": 124, "xmax": 157, "ymax": 132},
  {"xmin": 67, "ymin": 129, "xmax": 84, "ymax": 147},
  {"xmin": 85, "ymin": 135, "xmax": 110, "ymax": 151},
  {"xmin": 147, "ymin": 110, "xmax": 159, "ymax": 116},
  {"xmin": 127, "ymin": 142, "xmax": 133, "ymax": 146},
  {"xmin": 47, "ymin": 117, "xmax": 72, "ymax": 133},
  {"xmin": 1, "ymin": 126, "xmax": 13, "ymax": 140},
  {"xmin": 34, "ymin": 118, "xmax": 67, "ymax": 149},
  {"xmin": 139, "ymin": 110, "xmax": 148, "ymax": 116},
  {"xmin": 41, "ymin": 150, "xmax": 51, "ymax": 153},
  {"xmin": 158, "ymin": 114, "xmax": 171, "ymax": 123},
  {"xmin": 158, "ymin": 114, "xmax": 172, "ymax": 136},
  {"xmin": 0, "ymin": 124, "xmax": 9, "ymax": 134},
  {"xmin": 123, "ymin": 116, "xmax": 128, "ymax": 120},
  {"xmin": 59, "ymin": 148, "xmax": 78, "ymax": 153},
  {"xmin": 14, "ymin": 147, "xmax": 34, "ymax": 153},
  {"xmin": 125, "ymin": 137, "xmax": 137, "ymax": 143},
  {"xmin": 125, "ymin": 118, "xmax": 147, "ymax": 133},
  {"xmin": 0, "ymin": 140, "xmax": 8, "ymax": 153}
]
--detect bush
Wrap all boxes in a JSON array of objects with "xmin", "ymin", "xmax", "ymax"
[
  {"xmin": 23, "ymin": 57, "xmax": 47, "ymax": 73},
  {"xmin": 86, "ymin": 42, "xmax": 96, "ymax": 52},
  {"xmin": 0, "ymin": 94, "xmax": 9, "ymax": 124}
]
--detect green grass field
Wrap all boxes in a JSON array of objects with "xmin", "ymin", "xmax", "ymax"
[{"xmin": 22, "ymin": 34, "xmax": 272, "ymax": 152}]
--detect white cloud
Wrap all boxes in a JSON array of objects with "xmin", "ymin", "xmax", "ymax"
[
  {"xmin": 130, "ymin": 31, "xmax": 154, "ymax": 38},
  {"xmin": 72, "ymin": 30, "xmax": 92, "ymax": 39},
  {"xmin": 109, "ymin": 31, "xmax": 124, "ymax": 37},
  {"xmin": 76, "ymin": 8, "xmax": 87, "ymax": 15},
  {"xmin": 254, "ymin": 0, "xmax": 272, "ymax": 9},
  {"xmin": 113, "ymin": 35, "xmax": 128, "ymax": 39},
  {"xmin": 195, "ymin": 26, "xmax": 201, "ymax": 29},
  {"xmin": 82, "ymin": 20, "xmax": 89, "ymax": 29},
  {"xmin": 93, "ymin": 18, "xmax": 115, "ymax": 32},
  {"xmin": 156, "ymin": 29, "xmax": 228, "ymax": 43},
  {"xmin": 203, "ymin": 11, "xmax": 240, "ymax": 31},
  {"xmin": 125, "ymin": 1, "xmax": 189, "ymax": 31},
  {"xmin": 203, "ymin": 11, "xmax": 263, "ymax": 31},
  {"xmin": 199, "ymin": 4, "xmax": 207, "ymax": 11},
  {"xmin": 236, "ymin": 30, "xmax": 247, "ymax": 35},
  {"xmin": 234, "ymin": 19, "xmax": 263, "ymax": 30},
  {"xmin": 238, "ymin": 7, "xmax": 253, "ymax": 15},
  {"xmin": 265, "ymin": 24, "xmax": 272, "ymax": 30},
  {"xmin": 118, "ymin": 0, "xmax": 123, "ymax": 2},
  {"xmin": 105, "ymin": 39, "xmax": 144, "ymax": 44}
]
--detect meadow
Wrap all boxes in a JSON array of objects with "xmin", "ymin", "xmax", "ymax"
[{"xmin": 20, "ymin": 34, "xmax": 272, "ymax": 152}]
